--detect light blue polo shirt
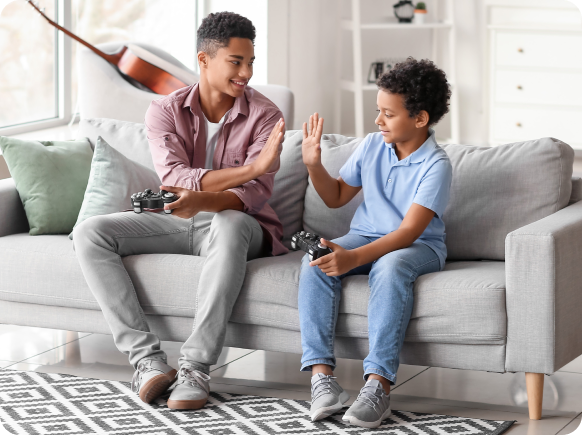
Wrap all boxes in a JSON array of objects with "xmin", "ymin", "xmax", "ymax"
[{"xmin": 339, "ymin": 129, "xmax": 452, "ymax": 269}]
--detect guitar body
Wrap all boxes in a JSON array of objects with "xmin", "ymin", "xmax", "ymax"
[{"xmin": 116, "ymin": 47, "xmax": 189, "ymax": 95}]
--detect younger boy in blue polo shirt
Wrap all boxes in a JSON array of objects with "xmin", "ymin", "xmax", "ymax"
[{"xmin": 299, "ymin": 58, "xmax": 453, "ymax": 428}]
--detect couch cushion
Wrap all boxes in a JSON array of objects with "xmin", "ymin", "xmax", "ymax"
[
  {"xmin": 302, "ymin": 134, "xmax": 364, "ymax": 239},
  {"xmin": 267, "ymin": 130, "xmax": 309, "ymax": 247},
  {"xmin": 0, "ymin": 233, "xmax": 506, "ymax": 346},
  {"xmin": 441, "ymin": 138, "xmax": 573, "ymax": 260},
  {"xmin": 232, "ymin": 253, "xmax": 507, "ymax": 345},
  {"xmin": 0, "ymin": 233, "xmax": 204, "ymax": 317}
]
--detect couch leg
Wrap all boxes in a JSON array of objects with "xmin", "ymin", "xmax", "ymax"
[{"xmin": 525, "ymin": 372, "xmax": 544, "ymax": 420}]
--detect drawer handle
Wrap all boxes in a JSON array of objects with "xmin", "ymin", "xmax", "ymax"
[
  {"xmin": 517, "ymin": 85, "xmax": 523, "ymax": 90},
  {"xmin": 516, "ymin": 122, "xmax": 522, "ymax": 127},
  {"xmin": 518, "ymin": 48, "xmax": 524, "ymax": 53}
]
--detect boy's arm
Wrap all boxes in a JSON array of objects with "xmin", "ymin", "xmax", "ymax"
[
  {"xmin": 200, "ymin": 118, "xmax": 285, "ymax": 192},
  {"xmin": 302, "ymin": 113, "xmax": 362, "ymax": 208},
  {"xmin": 311, "ymin": 203, "xmax": 435, "ymax": 276},
  {"xmin": 225, "ymin": 109, "xmax": 286, "ymax": 214}
]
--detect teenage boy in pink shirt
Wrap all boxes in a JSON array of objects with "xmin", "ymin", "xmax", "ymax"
[{"xmin": 74, "ymin": 12, "xmax": 286, "ymax": 410}]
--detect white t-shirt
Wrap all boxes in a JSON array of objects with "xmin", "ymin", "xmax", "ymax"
[{"xmin": 203, "ymin": 110, "xmax": 230, "ymax": 170}]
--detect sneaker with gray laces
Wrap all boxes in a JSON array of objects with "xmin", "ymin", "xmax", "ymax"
[
  {"xmin": 166, "ymin": 366, "xmax": 211, "ymax": 410},
  {"xmin": 310, "ymin": 373, "xmax": 350, "ymax": 421},
  {"xmin": 342, "ymin": 379, "xmax": 391, "ymax": 428},
  {"xmin": 131, "ymin": 359, "xmax": 177, "ymax": 404}
]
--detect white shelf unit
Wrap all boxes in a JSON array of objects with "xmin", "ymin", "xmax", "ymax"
[
  {"xmin": 485, "ymin": 1, "xmax": 582, "ymax": 150},
  {"xmin": 337, "ymin": 0, "xmax": 460, "ymax": 142}
]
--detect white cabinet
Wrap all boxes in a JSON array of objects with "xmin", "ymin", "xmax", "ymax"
[{"xmin": 487, "ymin": 1, "xmax": 582, "ymax": 149}]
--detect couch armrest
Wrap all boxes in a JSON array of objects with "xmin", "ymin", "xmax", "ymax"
[
  {"xmin": 505, "ymin": 200, "xmax": 582, "ymax": 374},
  {"xmin": 0, "ymin": 178, "xmax": 29, "ymax": 237}
]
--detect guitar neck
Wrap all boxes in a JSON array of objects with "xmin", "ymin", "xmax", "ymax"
[{"xmin": 26, "ymin": 0, "xmax": 123, "ymax": 66}]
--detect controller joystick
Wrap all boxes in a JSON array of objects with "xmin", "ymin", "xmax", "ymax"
[
  {"xmin": 290, "ymin": 231, "xmax": 333, "ymax": 261},
  {"xmin": 130, "ymin": 189, "xmax": 178, "ymax": 214}
]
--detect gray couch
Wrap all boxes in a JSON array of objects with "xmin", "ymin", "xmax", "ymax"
[{"xmin": 1, "ymin": 119, "xmax": 581, "ymax": 420}]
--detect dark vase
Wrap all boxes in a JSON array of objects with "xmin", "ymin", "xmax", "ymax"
[{"xmin": 393, "ymin": 0, "xmax": 415, "ymax": 23}]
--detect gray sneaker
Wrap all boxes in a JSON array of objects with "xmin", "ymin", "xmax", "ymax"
[
  {"xmin": 131, "ymin": 359, "xmax": 177, "ymax": 404},
  {"xmin": 166, "ymin": 366, "xmax": 211, "ymax": 410},
  {"xmin": 310, "ymin": 373, "xmax": 350, "ymax": 421},
  {"xmin": 342, "ymin": 379, "xmax": 391, "ymax": 428}
]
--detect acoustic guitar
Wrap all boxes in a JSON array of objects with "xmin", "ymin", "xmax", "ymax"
[{"xmin": 26, "ymin": 0, "xmax": 198, "ymax": 95}]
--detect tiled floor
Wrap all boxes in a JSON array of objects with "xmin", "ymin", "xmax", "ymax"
[{"xmin": 1, "ymin": 325, "xmax": 581, "ymax": 434}]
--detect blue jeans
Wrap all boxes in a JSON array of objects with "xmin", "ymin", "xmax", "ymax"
[{"xmin": 298, "ymin": 233, "xmax": 441, "ymax": 384}]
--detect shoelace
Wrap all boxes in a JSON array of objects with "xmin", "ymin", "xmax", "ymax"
[
  {"xmin": 355, "ymin": 384, "xmax": 382, "ymax": 410},
  {"xmin": 131, "ymin": 360, "xmax": 151, "ymax": 393},
  {"xmin": 176, "ymin": 366, "xmax": 211, "ymax": 395},
  {"xmin": 311, "ymin": 375, "xmax": 338, "ymax": 402}
]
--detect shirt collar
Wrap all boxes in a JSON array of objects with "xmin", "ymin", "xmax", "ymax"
[
  {"xmin": 386, "ymin": 128, "xmax": 437, "ymax": 164},
  {"xmin": 183, "ymin": 83, "xmax": 249, "ymax": 122}
]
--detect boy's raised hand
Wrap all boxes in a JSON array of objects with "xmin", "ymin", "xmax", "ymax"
[
  {"xmin": 252, "ymin": 118, "xmax": 285, "ymax": 176},
  {"xmin": 302, "ymin": 113, "xmax": 324, "ymax": 168}
]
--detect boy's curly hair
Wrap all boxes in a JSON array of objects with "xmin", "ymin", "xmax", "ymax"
[
  {"xmin": 377, "ymin": 57, "xmax": 451, "ymax": 126},
  {"xmin": 197, "ymin": 12, "xmax": 255, "ymax": 57}
]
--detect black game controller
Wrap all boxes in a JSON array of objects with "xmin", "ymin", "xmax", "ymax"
[
  {"xmin": 291, "ymin": 231, "xmax": 333, "ymax": 261},
  {"xmin": 130, "ymin": 189, "xmax": 178, "ymax": 214}
]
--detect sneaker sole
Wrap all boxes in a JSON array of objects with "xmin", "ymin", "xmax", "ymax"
[
  {"xmin": 166, "ymin": 398, "xmax": 208, "ymax": 410},
  {"xmin": 342, "ymin": 405, "xmax": 392, "ymax": 428},
  {"xmin": 311, "ymin": 390, "xmax": 350, "ymax": 421},
  {"xmin": 139, "ymin": 369, "xmax": 177, "ymax": 404}
]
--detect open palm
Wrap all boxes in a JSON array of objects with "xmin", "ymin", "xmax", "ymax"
[{"xmin": 302, "ymin": 113, "xmax": 324, "ymax": 168}]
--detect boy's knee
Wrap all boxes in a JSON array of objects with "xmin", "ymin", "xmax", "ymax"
[{"xmin": 73, "ymin": 215, "xmax": 114, "ymax": 251}]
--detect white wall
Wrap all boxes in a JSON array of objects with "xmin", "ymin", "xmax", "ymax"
[
  {"xmin": 267, "ymin": 0, "xmax": 580, "ymax": 144},
  {"xmin": 268, "ymin": 0, "xmax": 340, "ymax": 132}
]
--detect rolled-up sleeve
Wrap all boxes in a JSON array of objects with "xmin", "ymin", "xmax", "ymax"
[
  {"xmin": 145, "ymin": 100, "xmax": 210, "ymax": 191},
  {"xmin": 227, "ymin": 109, "xmax": 283, "ymax": 214},
  {"xmin": 413, "ymin": 158, "xmax": 453, "ymax": 218}
]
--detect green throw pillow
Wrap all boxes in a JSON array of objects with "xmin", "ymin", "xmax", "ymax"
[
  {"xmin": 0, "ymin": 136, "xmax": 93, "ymax": 235},
  {"xmin": 69, "ymin": 136, "xmax": 161, "ymax": 239}
]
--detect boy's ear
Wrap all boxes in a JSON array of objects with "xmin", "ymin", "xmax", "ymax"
[
  {"xmin": 197, "ymin": 51, "xmax": 209, "ymax": 69},
  {"xmin": 416, "ymin": 110, "xmax": 430, "ymax": 129}
]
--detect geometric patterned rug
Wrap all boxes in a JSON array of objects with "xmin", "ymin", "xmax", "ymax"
[{"xmin": 0, "ymin": 370, "xmax": 515, "ymax": 434}]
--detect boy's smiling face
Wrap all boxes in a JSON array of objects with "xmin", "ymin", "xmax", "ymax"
[
  {"xmin": 375, "ymin": 90, "xmax": 429, "ymax": 145},
  {"xmin": 199, "ymin": 37, "xmax": 255, "ymax": 99}
]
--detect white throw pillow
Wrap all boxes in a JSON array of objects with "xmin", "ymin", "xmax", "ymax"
[
  {"xmin": 69, "ymin": 136, "xmax": 161, "ymax": 239},
  {"xmin": 77, "ymin": 118, "xmax": 154, "ymax": 171}
]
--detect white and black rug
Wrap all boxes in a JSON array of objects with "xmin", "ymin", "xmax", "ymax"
[{"xmin": 0, "ymin": 370, "xmax": 515, "ymax": 434}]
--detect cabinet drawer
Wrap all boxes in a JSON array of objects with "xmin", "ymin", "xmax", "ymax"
[
  {"xmin": 495, "ymin": 69, "xmax": 582, "ymax": 106},
  {"xmin": 492, "ymin": 106, "xmax": 582, "ymax": 147},
  {"xmin": 495, "ymin": 31, "xmax": 582, "ymax": 69}
]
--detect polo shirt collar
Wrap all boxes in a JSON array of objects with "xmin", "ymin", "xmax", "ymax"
[
  {"xmin": 386, "ymin": 128, "xmax": 437, "ymax": 165},
  {"xmin": 182, "ymin": 83, "xmax": 249, "ymax": 122},
  {"xmin": 409, "ymin": 129, "xmax": 437, "ymax": 163}
]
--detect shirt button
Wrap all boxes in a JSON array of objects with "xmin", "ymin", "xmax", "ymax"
[
  {"xmin": 388, "ymin": 179, "xmax": 392, "ymax": 183},
  {"xmin": 235, "ymin": 160, "xmax": 239, "ymax": 164}
]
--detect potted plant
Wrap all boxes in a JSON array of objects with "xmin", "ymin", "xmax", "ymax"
[{"xmin": 414, "ymin": 2, "xmax": 427, "ymax": 24}]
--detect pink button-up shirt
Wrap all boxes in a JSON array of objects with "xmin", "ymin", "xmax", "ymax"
[{"xmin": 144, "ymin": 84, "xmax": 288, "ymax": 256}]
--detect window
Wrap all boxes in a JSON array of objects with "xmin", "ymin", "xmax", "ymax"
[{"xmin": 0, "ymin": 0, "xmax": 58, "ymax": 130}]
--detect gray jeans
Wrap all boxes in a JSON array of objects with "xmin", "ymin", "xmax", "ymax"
[{"xmin": 72, "ymin": 209, "xmax": 265, "ymax": 374}]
